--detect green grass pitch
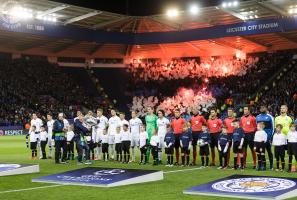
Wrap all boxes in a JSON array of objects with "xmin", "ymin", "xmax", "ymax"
[{"xmin": 1, "ymin": 135, "xmax": 297, "ymax": 200}]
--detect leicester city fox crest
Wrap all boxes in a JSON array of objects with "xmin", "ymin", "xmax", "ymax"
[{"xmin": 212, "ymin": 177, "xmax": 296, "ymax": 193}]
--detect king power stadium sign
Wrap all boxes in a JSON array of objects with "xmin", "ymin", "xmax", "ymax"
[{"xmin": 226, "ymin": 22, "xmax": 279, "ymax": 33}]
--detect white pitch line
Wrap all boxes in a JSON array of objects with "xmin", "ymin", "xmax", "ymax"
[
  {"xmin": 164, "ymin": 167, "xmax": 203, "ymax": 174},
  {"xmin": 0, "ymin": 184, "xmax": 62, "ymax": 194}
]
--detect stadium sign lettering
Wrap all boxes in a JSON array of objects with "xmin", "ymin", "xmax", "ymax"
[
  {"xmin": 4, "ymin": 130, "xmax": 23, "ymax": 136},
  {"xmin": 226, "ymin": 22, "xmax": 279, "ymax": 33},
  {"xmin": 0, "ymin": 126, "xmax": 24, "ymax": 136}
]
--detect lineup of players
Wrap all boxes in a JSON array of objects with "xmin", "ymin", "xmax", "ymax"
[{"xmin": 26, "ymin": 104, "xmax": 297, "ymax": 171}]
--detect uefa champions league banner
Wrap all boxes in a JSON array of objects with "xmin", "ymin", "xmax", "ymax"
[
  {"xmin": 1, "ymin": 1, "xmax": 297, "ymax": 45},
  {"xmin": 184, "ymin": 175, "xmax": 297, "ymax": 200},
  {"xmin": 0, "ymin": 126, "xmax": 24, "ymax": 136},
  {"xmin": 0, "ymin": 163, "xmax": 39, "ymax": 176},
  {"xmin": 32, "ymin": 167, "xmax": 163, "ymax": 187}
]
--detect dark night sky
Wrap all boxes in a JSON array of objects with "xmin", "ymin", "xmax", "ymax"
[{"xmin": 51, "ymin": 0, "xmax": 223, "ymax": 16}]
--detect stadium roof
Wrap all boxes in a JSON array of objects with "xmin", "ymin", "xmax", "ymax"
[
  {"xmin": 11, "ymin": 0, "xmax": 294, "ymax": 32},
  {"xmin": 0, "ymin": 0, "xmax": 297, "ymax": 58}
]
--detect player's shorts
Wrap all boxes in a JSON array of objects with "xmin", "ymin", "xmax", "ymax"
[
  {"xmin": 158, "ymin": 135, "xmax": 165, "ymax": 149},
  {"xmin": 122, "ymin": 141, "xmax": 131, "ymax": 152},
  {"xmin": 288, "ymin": 142, "xmax": 297, "ymax": 156},
  {"xmin": 233, "ymin": 142, "xmax": 243, "ymax": 154},
  {"xmin": 102, "ymin": 143, "xmax": 109, "ymax": 153},
  {"xmin": 243, "ymin": 132, "xmax": 255, "ymax": 149},
  {"xmin": 274, "ymin": 145, "xmax": 286, "ymax": 158},
  {"xmin": 254, "ymin": 141, "xmax": 265, "ymax": 154},
  {"xmin": 192, "ymin": 131, "xmax": 202, "ymax": 146},
  {"xmin": 199, "ymin": 144, "xmax": 209, "ymax": 156},
  {"xmin": 93, "ymin": 129, "xmax": 103, "ymax": 143},
  {"xmin": 140, "ymin": 145, "xmax": 147, "ymax": 154},
  {"xmin": 210, "ymin": 132, "xmax": 220, "ymax": 148},
  {"xmin": 131, "ymin": 136, "xmax": 140, "ymax": 147},
  {"xmin": 30, "ymin": 142, "xmax": 37, "ymax": 150},
  {"xmin": 181, "ymin": 147, "xmax": 190, "ymax": 154},
  {"xmin": 174, "ymin": 134, "xmax": 181, "ymax": 149},
  {"xmin": 165, "ymin": 146, "xmax": 174, "ymax": 154},
  {"xmin": 115, "ymin": 143, "xmax": 122, "ymax": 153},
  {"xmin": 108, "ymin": 135, "xmax": 115, "ymax": 145}
]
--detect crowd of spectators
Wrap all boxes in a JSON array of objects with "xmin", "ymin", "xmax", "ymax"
[
  {"xmin": 0, "ymin": 49, "xmax": 296, "ymax": 126},
  {"xmin": 128, "ymin": 50, "xmax": 297, "ymax": 118},
  {"xmin": 127, "ymin": 56, "xmax": 258, "ymax": 82},
  {"xmin": 0, "ymin": 57, "xmax": 106, "ymax": 126},
  {"xmin": 131, "ymin": 87, "xmax": 216, "ymax": 117}
]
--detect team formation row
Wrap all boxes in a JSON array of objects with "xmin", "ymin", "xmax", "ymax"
[{"xmin": 26, "ymin": 105, "xmax": 297, "ymax": 171}]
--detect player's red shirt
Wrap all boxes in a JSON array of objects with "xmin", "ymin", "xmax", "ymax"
[
  {"xmin": 240, "ymin": 115, "xmax": 257, "ymax": 133},
  {"xmin": 207, "ymin": 117, "xmax": 223, "ymax": 134},
  {"xmin": 224, "ymin": 117, "xmax": 235, "ymax": 134},
  {"xmin": 171, "ymin": 117, "xmax": 187, "ymax": 135},
  {"xmin": 190, "ymin": 115, "xmax": 206, "ymax": 132}
]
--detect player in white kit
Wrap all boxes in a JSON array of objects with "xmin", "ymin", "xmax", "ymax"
[
  {"xmin": 46, "ymin": 113, "xmax": 55, "ymax": 159},
  {"xmin": 108, "ymin": 109, "xmax": 121, "ymax": 159},
  {"xmin": 94, "ymin": 108, "xmax": 108, "ymax": 160},
  {"xmin": 157, "ymin": 110, "xmax": 170, "ymax": 163},
  {"xmin": 129, "ymin": 110, "xmax": 142, "ymax": 162},
  {"xmin": 30, "ymin": 113, "xmax": 43, "ymax": 158},
  {"xmin": 119, "ymin": 112, "xmax": 129, "ymax": 131}
]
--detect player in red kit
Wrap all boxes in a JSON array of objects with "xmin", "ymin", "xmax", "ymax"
[
  {"xmin": 207, "ymin": 108, "xmax": 223, "ymax": 166},
  {"xmin": 223, "ymin": 108, "xmax": 235, "ymax": 167},
  {"xmin": 190, "ymin": 107, "xmax": 206, "ymax": 165},
  {"xmin": 240, "ymin": 106, "xmax": 257, "ymax": 169},
  {"xmin": 171, "ymin": 109, "xmax": 187, "ymax": 165}
]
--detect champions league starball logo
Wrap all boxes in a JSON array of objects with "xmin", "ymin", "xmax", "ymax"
[
  {"xmin": 57, "ymin": 169, "xmax": 126, "ymax": 183},
  {"xmin": 94, "ymin": 169, "xmax": 126, "ymax": 176},
  {"xmin": 0, "ymin": 1, "xmax": 22, "ymax": 29},
  {"xmin": 212, "ymin": 177, "xmax": 296, "ymax": 193}
]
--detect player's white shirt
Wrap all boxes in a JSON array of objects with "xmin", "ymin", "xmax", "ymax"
[
  {"xmin": 121, "ymin": 130, "xmax": 131, "ymax": 141},
  {"xmin": 288, "ymin": 131, "xmax": 297, "ymax": 143},
  {"xmin": 29, "ymin": 131, "xmax": 37, "ymax": 142},
  {"xmin": 63, "ymin": 119, "xmax": 70, "ymax": 130},
  {"xmin": 86, "ymin": 136, "xmax": 92, "ymax": 142},
  {"xmin": 101, "ymin": 134, "xmax": 109, "ymax": 144},
  {"xmin": 272, "ymin": 133, "xmax": 287, "ymax": 146},
  {"xmin": 157, "ymin": 117, "xmax": 170, "ymax": 137},
  {"xmin": 30, "ymin": 118, "xmax": 43, "ymax": 132},
  {"xmin": 139, "ymin": 131, "xmax": 148, "ymax": 148},
  {"xmin": 254, "ymin": 130, "xmax": 267, "ymax": 142},
  {"xmin": 108, "ymin": 115, "xmax": 121, "ymax": 136},
  {"xmin": 120, "ymin": 119, "xmax": 129, "ymax": 131},
  {"xmin": 40, "ymin": 131, "xmax": 48, "ymax": 141},
  {"xmin": 150, "ymin": 135, "xmax": 160, "ymax": 146},
  {"xmin": 115, "ymin": 133, "xmax": 122, "ymax": 144},
  {"xmin": 97, "ymin": 115, "xmax": 108, "ymax": 130},
  {"xmin": 66, "ymin": 131, "xmax": 75, "ymax": 142},
  {"xmin": 47, "ymin": 120, "xmax": 54, "ymax": 135},
  {"xmin": 129, "ymin": 117, "xmax": 142, "ymax": 137}
]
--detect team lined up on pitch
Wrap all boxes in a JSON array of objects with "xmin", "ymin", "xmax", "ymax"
[{"xmin": 26, "ymin": 105, "xmax": 297, "ymax": 172}]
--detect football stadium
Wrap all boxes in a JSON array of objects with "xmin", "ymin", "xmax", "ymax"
[{"xmin": 1, "ymin": 0, "xmax": 297, "ymax": 199}]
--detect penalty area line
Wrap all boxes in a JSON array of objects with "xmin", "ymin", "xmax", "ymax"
[{"xmin": 0, "ymin": 184, "xmax": 62, "ymax": 194}]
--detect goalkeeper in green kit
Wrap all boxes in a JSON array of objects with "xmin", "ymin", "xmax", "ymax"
[{"xmin": 145, "ymin": 106, "xmax": 158, "ymax": 163}]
